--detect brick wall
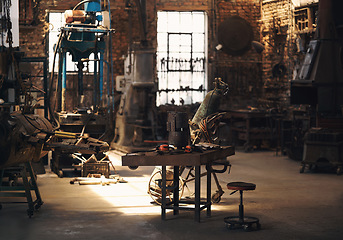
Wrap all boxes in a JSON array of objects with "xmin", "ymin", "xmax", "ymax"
[
  {"xmin": 212, "ymin": 0, "xmax": 262, "ymax": 110},
  {"xmin": 261, "ymin": 0, "xmax": 297, "ymax": 109},
  {"xmin": 17, "ymin": 0, "xmax": 297, "ymax": 111}
]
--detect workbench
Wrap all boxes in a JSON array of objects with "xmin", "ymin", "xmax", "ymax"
[
  {"xmin": 228, "ymin": 109, "xmax": 273, "ymax": 151},
  {"xmin": 121, "ymin": 145, "xmax": 235, "ymax": 222}
]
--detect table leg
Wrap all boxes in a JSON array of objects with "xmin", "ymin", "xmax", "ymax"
[
  {"xmin": 206, "ymin": 163, "xmax": 211, "ymax": 217},
  {"xmin": 21, "ymin": 164, "xmax": 34, "ymax": 217},
  {"xmin": 173, "ymin": 166, "xmax": 179, "ymax": 215},
  {"xmin": 247, "ymin": 118, "xmax": 251, "ymax": 148},
  {"xmin": 161, "ymin": 166, "xmax": 166, "ymax": 220},
  {"xmin": 195, "ymin": 165, "xmax": 201, "ymax": 222}
]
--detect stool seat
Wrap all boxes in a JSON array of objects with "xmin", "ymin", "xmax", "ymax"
[{"xmin": 227, "ymin": 182, "xmax": 256, "ymax": 191}]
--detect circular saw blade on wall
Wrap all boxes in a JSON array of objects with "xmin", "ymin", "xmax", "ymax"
[{"xmin": 218, "ymin": 15, "xmax": 254, "ymax": 56}]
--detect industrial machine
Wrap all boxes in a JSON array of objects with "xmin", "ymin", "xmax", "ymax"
[
  {"xmin": 56, "ymin": 0, "xmax": 113, "ymax": 113},
  {"xmin": 49, "ymin": 0, "xmax": 114, "ymax": 175},
  {"xmin": 0, "ymin": 0, "xmax": 50, "ymax": 216},
  {"xmin": 291, "ymin": 0, "xmax": 343, "ymax": 174},
  {"xmin": 0, "ymin": 1, "xmax": 110, "ymax": 218},
  {"xmin": 111, "ymin": 45, "xmax": 156, "ymax": 152},
  {"xmin": 0, "ymin": 0, "xmax": 50, "ymax": 169},
  {"xmin": 111, "ymin": 0, "xmax": 157, "ymax": 153}
]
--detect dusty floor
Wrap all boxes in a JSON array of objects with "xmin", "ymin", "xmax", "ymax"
[{"xmin": 1, "ymin": 149, "xmax": 343, "ymax": 240}]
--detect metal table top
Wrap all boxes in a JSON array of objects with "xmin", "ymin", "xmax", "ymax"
[{"xmin": 121, "ymin": 145, "xmax": 235, "ymax": 167}]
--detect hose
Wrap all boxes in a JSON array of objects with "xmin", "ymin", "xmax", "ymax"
[
  {"xmin": 47, "ymin": 31, "xmax": 64, "ymax": 130},
  {"xmin": 73, "ymin": 0, "xmax": 99, "ymax": 11}
]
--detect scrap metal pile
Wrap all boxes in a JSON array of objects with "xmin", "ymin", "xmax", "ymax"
[{"xmin": 0, "ymin": 111, "xmax": 110, "ymax": 169}]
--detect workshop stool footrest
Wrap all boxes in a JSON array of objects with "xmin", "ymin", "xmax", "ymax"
[{"xmin": 224, "ymin": 216, "xmax": 260, "ymax": 231}]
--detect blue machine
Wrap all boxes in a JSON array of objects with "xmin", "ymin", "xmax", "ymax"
[{"xmin": 57, "ymin": 0, "xmax": 113, "ymax": 112}]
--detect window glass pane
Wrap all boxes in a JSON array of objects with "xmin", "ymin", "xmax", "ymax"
[
  {"xmin": 168, "ymin": 35, "xmax": 180, "ymax": 52},
  {"xmin": 179, "ymin": 91, "xmax": 193, "ymax": 105},
  {"xmin": 66, "ymin": 53, "xmax": 76, "ymax": 71},
  {"xmin": 192, "ymin": 72, "xmax": 205, "ymax": 88},
  {"xmin": 193, "ymin": 34, "xmax": 204, "ymax": 52},
  {"xmin": 167, "ymin": 72, "xmax": 180, "ymax": 89},
  {"xmin": 180, "ymin": 34, "xmax": 191, "ymax": 52},
  {"xmin": 158, "ymin": 72, "xmax": 167, "ymax": 89},
  {"xmin": 180, "ymin": 12, "xmax": 192, "ymax": 32},
  {"xmin": 49, "ymin": 12, "xmax": 63, "ymax": 30},
  {"xmin": 192, "ymin": 91, "xmax": 204, "ymax": 103},
  {"xmin": 157, "ymin": 92, "xmax": 168, "ymax": 106},
  {"xmin": 167, "ymin": 12, "xmax": 180, "ymax": 32},
  {"xmin": 192, "ymin": 12, "xmax": 205, "ymax": 33},
  {"xmin": 180, "ymin": 72, "xmax": 192, "ymax": 87},
  {"xmin": 168, "ymin": 91, "xmax": 180, "ymax": 105},
  {"xmin": 157, "ymin": 12, "xmax": 168, "ymax": 33},
  {"xmin": 157, "ymin": 33, "xmax": 167, "ymax": 50},
  {"xmin": 192, "ymin": 52, "xmax": 205, "ymax": 72}
]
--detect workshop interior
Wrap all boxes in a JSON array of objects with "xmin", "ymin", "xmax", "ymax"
[{"xmin": 0, "ymin": 0, "xmax": 343, "ymax": 238}]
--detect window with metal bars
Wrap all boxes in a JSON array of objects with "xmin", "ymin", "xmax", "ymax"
[{"xmin": 156, "ymin": 11, "xmax": 207, "ymax": 106}]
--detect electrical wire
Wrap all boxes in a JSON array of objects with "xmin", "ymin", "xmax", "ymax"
[
  {"xmin": 198, "ymin": 112, "xmax": 226, "ymax": 144},
  {"xmin": 73, "ymin": 0, "xmax": 99, "ymax": 10}
]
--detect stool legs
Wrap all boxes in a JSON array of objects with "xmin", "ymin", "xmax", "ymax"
[
  {"xmin": 224, "ymin": 190, "xmax": 261, "ymax": 231},
  {"xmin": 239, "ymin": 190, "xmax": 244, "ymax": 222}
]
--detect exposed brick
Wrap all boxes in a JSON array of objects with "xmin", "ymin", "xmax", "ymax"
[{"xmin": 16, "ymin": 0, "xmax": 301, "ymax": 110}]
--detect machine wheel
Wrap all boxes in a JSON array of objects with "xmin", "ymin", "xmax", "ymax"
[
  {"xmin": 211, "ymin": 190, "xmax": 224, "ymax": 203},
  {"xmin": 57, "ymin": 170, "xmax": 64, "ymax": 178},
  {"xmin": 243, "ymin": 143, "xmax": 253, "ymax": 152},
  {"xmin": 299, "ymin": 164, "xmax": 305, "ymax": 173},
  {"xmin": 256, "ymin": 222, "xmax": 261, "ymax": 230},
  {"xmin": 243, "ymin": 224, "xmax": 252, "ymax": 231},
  {"xmin": 337, "ymin": 167, "xmax": 342, "ymax": 175},
  {"xmin": 225, "ymin": 223, "xmax": 234, "ymax": 230},
  {"xmin": 148, "ymin": 169, "xmax": 184, "ymax": 205},
  {"xmin": 9, "ymin": 179, "xmax": 17, "ymax": 187},
  {"xmin": 34, "ymin": 200, "xmax": 43, "ymax": 210},
  {"xmin": 29, "ymin": 177, "xmax": 36, "ymax": 187},
  {"xmin": 27, "ymin": 209, "xmax": 33, "ymax": 218}
]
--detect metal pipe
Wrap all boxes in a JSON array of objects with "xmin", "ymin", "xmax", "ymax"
[
  {"xmin": 73, "ymin": 0, "xmax": 99, "ymax": 11},
  {"xmin": 61, "ymin": 51, "xmax": 67, "ymax": 112},
  {"xmin": 77, "ymin": 61, "xmax": 84, "ymax": 97},
  {"xmin": 93, "ymin": 53, "xmax": 98, "ymax": 107},
  {"xmin": 107, "ymin": 0, "xmax": 114, "ymax": 111},
  {"xmin": 99, "ymin": 51, "xmax": 104, "ymax": 102}
]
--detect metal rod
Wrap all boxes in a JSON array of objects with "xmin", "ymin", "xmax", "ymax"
[
  {"xmin": 161, "ymin": 166, "xmax": 166, "ymax": 220},
  {"xmin": 206, "ymin": 163, "xmax": 211, "ymax": 217},
  {"xmin": 195, "ymin": 165, "xmax": 201, "ymax": 222},
  {"xmin": 173, "ymin": 166, "xmax": 179, "ymax": 215},
  {"xmin": 99, "ymin": 51, "xmax": 104, "ymax": 102},
  {"xmin": 93, "ymin": 54, "xmax": 98, "ymax": 107}
]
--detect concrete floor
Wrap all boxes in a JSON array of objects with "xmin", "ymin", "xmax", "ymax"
[{"xmin": 1, "ymin": 149, "xmax": 343, "ymax": 240}]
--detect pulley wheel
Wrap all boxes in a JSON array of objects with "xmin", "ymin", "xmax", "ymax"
[{"xmin": 218, "ymin": 16, "xmax": 253, "ymax": 56}]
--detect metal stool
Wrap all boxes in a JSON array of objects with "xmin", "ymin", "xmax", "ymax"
[{"xmin": 224, "ymin": 182, "xmax": 261, "ymax": 231}]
